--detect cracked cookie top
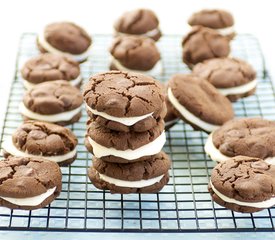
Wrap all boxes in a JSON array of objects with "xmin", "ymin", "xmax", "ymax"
[
  {"xmin": 110, "ymin": 36, "xmax": 160, "ymax": 71},
  {"xmin": 114, "ymin": 9, "xmax": 159, "ymax": 35},
  {"xmin": 188, "ymin": 9, "xmax": 234, "ymax": 29},
  {"xmin": 212, "ymin": 118, "xmax": 275, "ymax": 159},
  {"xmin": 182, "ymin": 26, "xmax": 230, "ymax": 67},
  {"xmin": 211, "ymin": 156, "xmax": 275, "ymax": 202},
  {"xmin": 23, "ymin": 80, "xmax": 83, "ymax": 114},
  {"xmin": 93, "ymin": 151, "xmax": 170, "ymax": 181},
  {"xmin": 0, "ymin": 156, "xmax": 62, "ymax": 198},
  {"xmin": 168, "ymin": 74, "xmax": 234, "ymax": 125},
  {"xmin": 21, "ymin": 53, "xmax": 80, "ymax": 84},
  {"xmin": 12, "ymin": 121, "xmax": 77, "ymax": 156},
  {"xmin": 192, "ymin": 58, "xmax": 256, "ymax": 88},
  {"xmin": 43, "ymin": 22, "xmax": 91, "ymax": 54},
  {"xmin": 83, "ymin": 71, "xmax": 165, "ymax": 118}
]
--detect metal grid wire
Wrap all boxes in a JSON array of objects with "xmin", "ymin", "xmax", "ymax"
[{"xmin": 0, "ymin": 33, "xmax": 275, "ymax": 233}]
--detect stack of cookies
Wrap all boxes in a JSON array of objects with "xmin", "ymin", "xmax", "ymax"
[{"xmin": 83, "ymin": 70, "xmax": 171, "ymax": 193}]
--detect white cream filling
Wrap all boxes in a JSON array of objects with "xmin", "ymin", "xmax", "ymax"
[
  {"xmin": 23, "ymin": 75, "xmax": 82, "ymax": 90},
  {"xmin": 2, "ymin": 136, "xmax": 77, "ymax": 163},
  {"xmin": 218, "ymin": 79, "xmax": 257, "ymax": 96},
  {"xmin": 167, "ymin": 88, "xmax": 220, "ymax": 132},
  {"xmin": 86, "ymin": 104, "xmax": 153, "ymax": 126},
  {"xmin": 210, "ymin": 181, "xmax": 275, "ymax": 208},
  {"xmin": 38, "ymin": 32, "xmax": 91, "ymax": 62},
  {"xmin": 98, "ymin": 171, "xmax": 164, "ymax": 188},
  {"xmin": 19, "ymin": 102, "xmax": 82, "ymax": 122},
  {"xmin": 117, "ymin": 27, "xmax": 160, "ymax": 38},
  {"xmin": 216, "ymin": 26, "xmax": 235, "ymax": 36},
  {"xmin": 88, "ymin": 131, "xmax": 166, "ymax": 160},
  {"xmin": 112, "ymin": 57, "xmax": 162, "ymax": 76},
  {"xmin": 0, "ymin": 187, "xmax": 56, "ymax": 206}
]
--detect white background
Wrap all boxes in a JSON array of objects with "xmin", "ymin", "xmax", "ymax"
[{"xmin": 0, "ymin": 0, "xmax": 274, "ymax": 125}]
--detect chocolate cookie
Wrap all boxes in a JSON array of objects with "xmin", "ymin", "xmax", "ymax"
[
  {"xmin": 167, "ymin": 74, "xmax": 234, "ymax": 132},
  {"xmin": 21, "ymin": 53, "xmax": 82, "ymax": 89},
  {"xmin": 83, "ymin": 71, "xmax": 166, "ymax": 132},
  {"xmin": 37, "ymin": 22, "xmax": 92, "ymax": 62},
  {"xmin": 114, "ymin": 9, "xmax": 161, "ymax": 41},
  {"xmin": 0, "ymin": 156, "xmax": 62, "ymax": 210},
  {"xmin": 20, "ymin": 80, "xmax": 83, "ymax": 126},
  {"xmin": 205, "ymin": 118, "xmax": 275, "ymax": 163},
  {"xmin": 88, "ymin": 151, "xmax": 170, "ymax": 193},
  {"xmin": 109, "ymin": 35, "xmax": 161, "ymax": 75},
  {"xmin": 188, "ymin": 9, "xmax": 235, "ymax": 39},
  {"xmin": 164, "ymin": 94, "xmax": 179, "ymax": 130},
  {"xmin": 182, "ymin": 26, "xmax": 230, "ymax": 68},
  {"xmin": 193, "ymin": 58, "xmax": 257, "ymax": 101},
  {"xmin": 85, "ymin": 119, "xmax": 166, "ymax": 163},
  {"xmin": 209, "ymin": 156, "xmax": 275, "ymax": 213},
  {"xmin": 2, "ymin": 121, "xmax": 78, "ymax": 166}
]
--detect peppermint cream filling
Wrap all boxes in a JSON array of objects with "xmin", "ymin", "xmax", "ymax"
[
  {"xmin": 86, "ymin": 104, "xmax": 153, "ymax": 126},
  {"xmin": 167, "ymin": 88, "xmax": 220, "ymax": 132},
  {"xmin": 216, "ymin": 26, "xmax": 235, "ymax": 36},
  {"xmin": 2, "ymin": 136, "xmax": 77, "ymax": 163},
  {"xmin": 19, "ymin": 102, "xmax": 82, "ymax": 122},
  {"xmin": 112, "ymin": 57, "xmax": 162, "ymax": 76},
  {"xmin": 23, "ymin": 75, "xmax": 82, "ymax": 90},
  {"xmin": 87, "ymin": 131, "xmax": 166, "ymax": 160},
  {"xmin": 0, "ymin": 187, "xmax": 56, "ymax": 206},
  {"xmin": 37, "ymin": 32, "xmax": 91, "ymax": 62},
  {"xmin": 98, "ymin": 171, "xmax": 164, "ymax": 188},
  {"xmin": 210, "ymin": 180, "xmax": 275, "ymax": 208},
  {"xmin": 217, "ymin": 79, "xmax": 257, "ymax": 96}
]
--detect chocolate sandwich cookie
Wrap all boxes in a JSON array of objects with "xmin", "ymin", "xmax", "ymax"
[
  {"xmin": 0, "ymin": 156, "xmax": 62, "ymax": 210},
  {"xmin": 37, "ymin": 21, "xmax": 92, "ymax": 62},
  {"xmin": 85, "ymin": 119, "xmax": 166, "ymax": 163},
  {"xmin": 21, "ymin": 53, "xmax": 82, "ymax": 89},
  {"xmin": 193, "ymin": 58, "xmax": 257, "ymax": 101},
  {"xmin": 109, "ymin": 36, "xmax": 162, "ymax": 75},
  {"xmin": 114, "ymin": 9, "xmax": 162, "ymax": 41},
  {"xmin": 205, "ymin": 118, "xmax": 275, "ymax": 164},
  {"xmin": 2, "ymin": 121, "xmax": 78, "ymax": 166},
  {"xmin": 167, "ymin": 74, "xmax": 234, "ymax": 132},
  {"xmin": 164, "ymin": 95, "xmax": 179, "ymax": 130},
  {"xmin": 89, "ymin": 151, "xmax": 170, "ymax": 193},
  {"xmin": 83, "ymin": 71, "xmax": 166, "ymax": 133},
  {"xmin": 19, "ymin": 80, "xmax": 83, "ymax": 125},
  {"xmin": 188, "ymin": 9, "xmax": 235, "ymax": 39},
  {"xmin": 209, "ymin": 156, "xmax": 275, "ymax": 213},
  {"xmin": 182, "ymin": 26, "xmax": 230, "ymax": 68}
]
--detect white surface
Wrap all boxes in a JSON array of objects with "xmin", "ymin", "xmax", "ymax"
[{"xmin": 87, "ymin": 131, "xmax": 166, "ymax": 160}]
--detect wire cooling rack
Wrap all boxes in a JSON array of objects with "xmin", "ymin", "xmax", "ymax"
[{"xmin": 0, "ymin": 33, "xmax": 274, "ymax": 233}]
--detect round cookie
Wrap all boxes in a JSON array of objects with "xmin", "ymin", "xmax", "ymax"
[
  {"xmin": 37, "ymin": 22, "xmax": 92, "ymax": 62},
  {"xmin": 0, "ymin": 156, "xmax": 62, "ymax": 210},
  {"xmin": 88, "ymin": 151, "xmax": 170, "ymax": 194},
  {"xmin": 167, "ymin": 74, "xmax": 234, "ymax": 132},
  {"xmin": 114, "ymin": 9, "xmax": 162, "ymax": 41},
  {"xmin": 205, "ymin": 118, "xmax": 275, "ymax": 164},
  {"xmin": 192, "ymin": 58, "xmax": 257, "ymax": 101},
  {"xmin": 182, "ymin": 26, "xmax": 230, "ymax": 68},
  {"xmin": 2, "ymin": 121, "xmax": 78, "ymax": 166},
  {"xmin": 109, "ymin": 35, "xmax": 161, "ymax": 75},
  {"xmin": 19, "ymin": 80, "xmax": 83, "ymax": 126},
  {"xmin": 83, "ymin": 70, "xmax": 166, "ymax": 133},
  {"xmin": 188, "ymin": 9, "xmax": 235, "ymax": 39},
  {"xmin": 209, "ymin": 156, "xmax": 275, "ymax": 213},
  {"xmin": 85, "ymin": 119, "xmax": 166, "ymax": 163},
  {"xmin": 21, "ymin": 53, "xmax": 82, "ymax": 89}
]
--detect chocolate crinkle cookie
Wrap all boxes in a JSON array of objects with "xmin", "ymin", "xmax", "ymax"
[
  {"xmin": 21, "ymin": 53, "xmax": 81, "ymax": 89},
  {"xmin": 89, "ymin": 151, "xmax": 170, "ymax": 194},
  {"xmin": 0, "ymin": 156, "xmax": 62, "ymax": 210},
  {"xmin": 114, "ymin": 9, "xmax": 162, "ymax": 41},
  {"xmin": 209, "ymin": 156, "xmax": 275, "ymax": 213},
  {"xmin": 2, "ymin": 121, "xmax": 78, "ymax": 166},
  {"xmin": 182, "ymin": 26, "xmax": 230, "ymax": 68}
]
